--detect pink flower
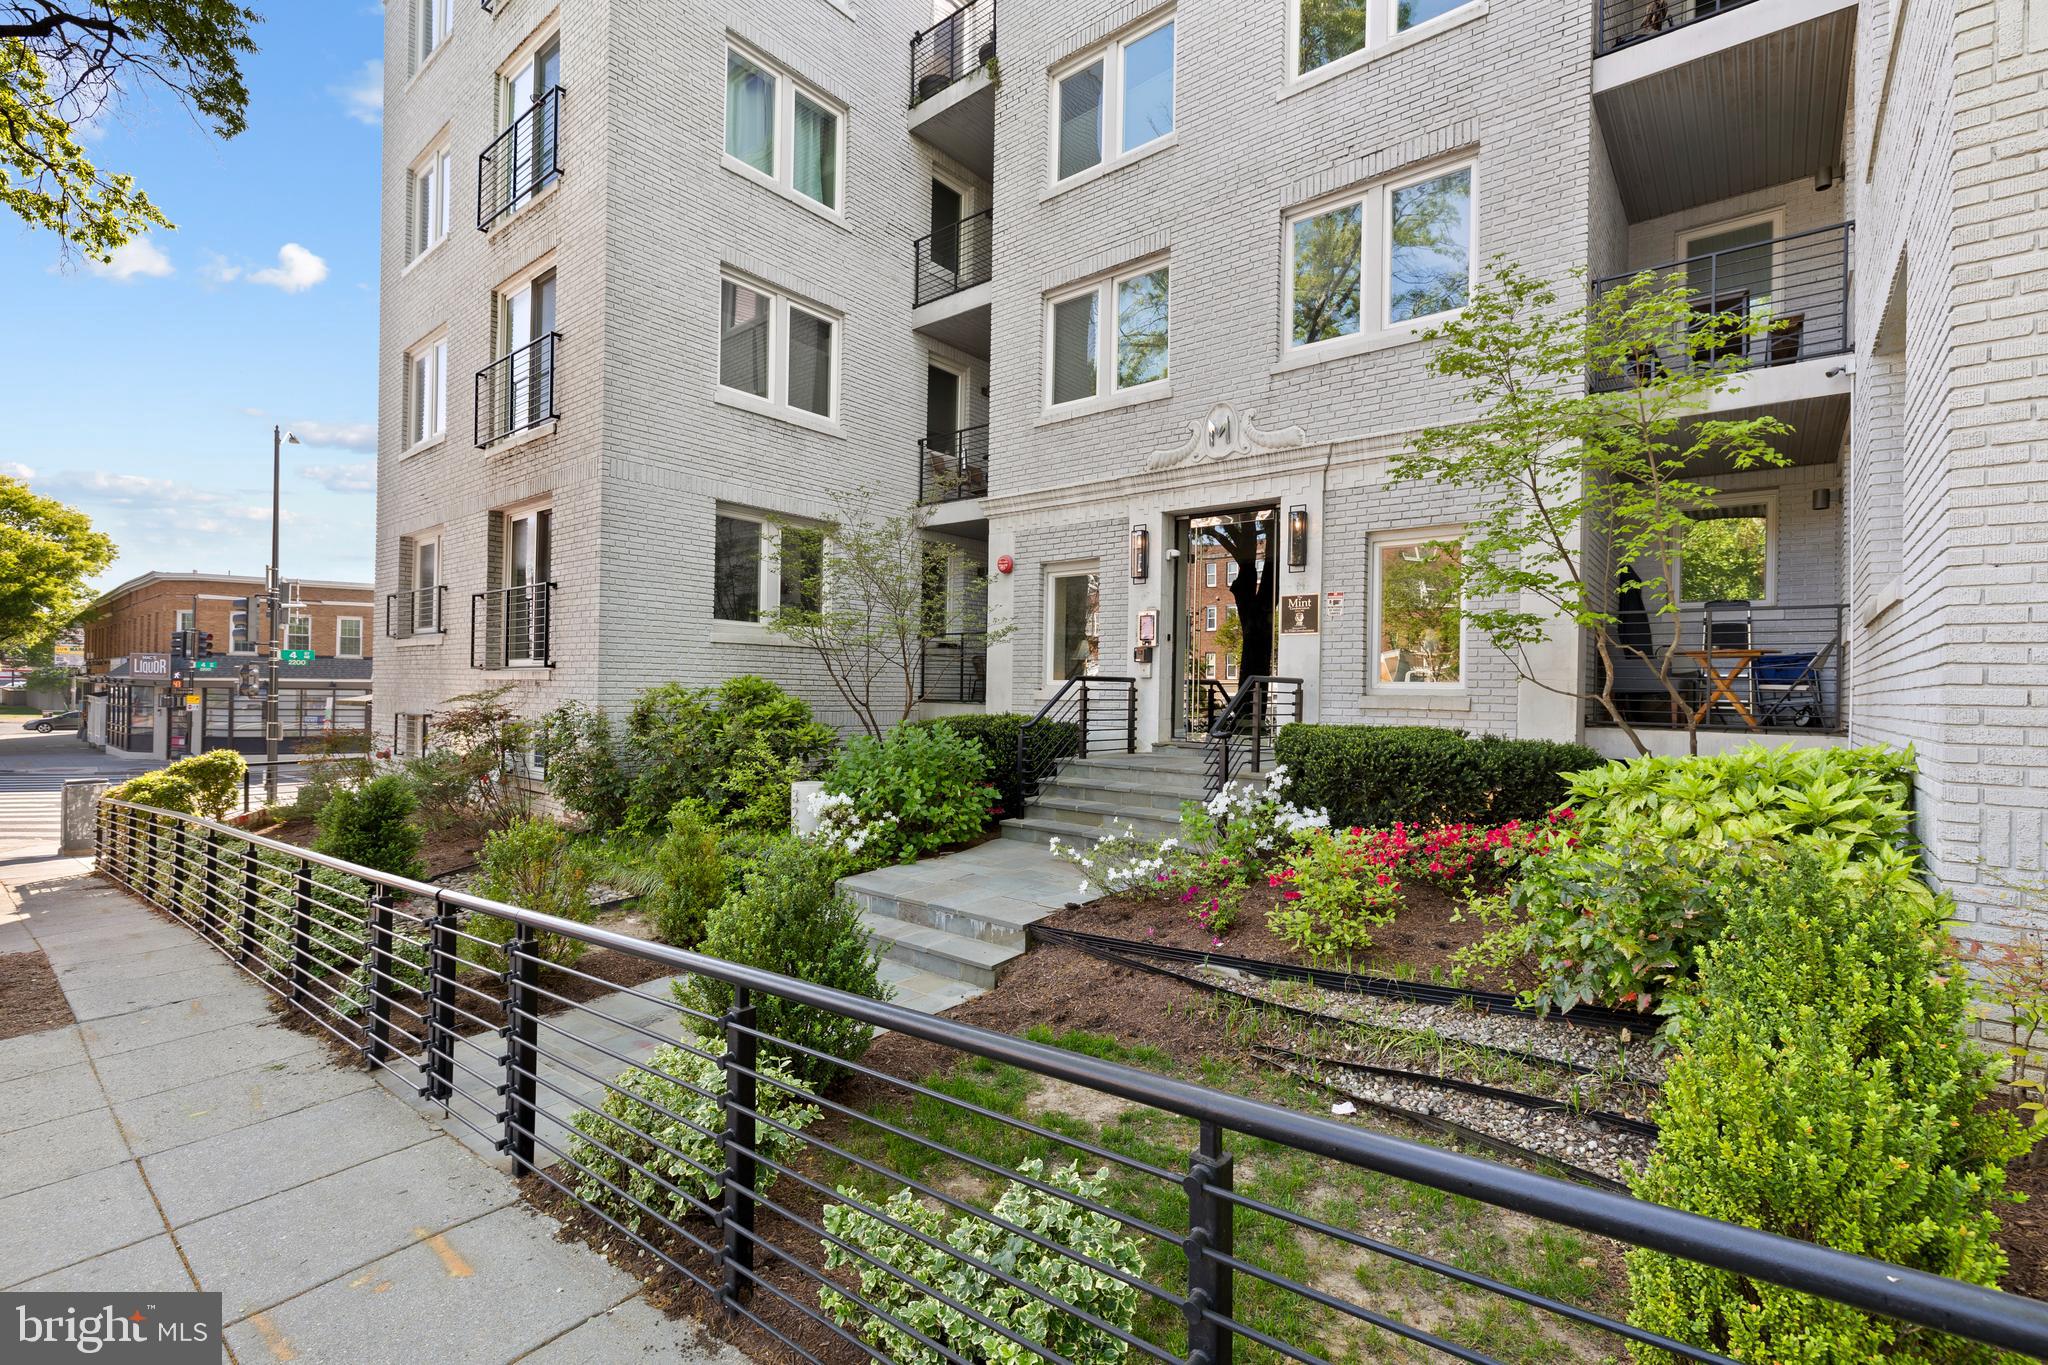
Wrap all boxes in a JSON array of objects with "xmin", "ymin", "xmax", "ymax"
[
  {"xmin": 1211, "ymin": 938, "xmax": 1223, "ymax": 948},
  {"xmin": 1282, "ymin": 889, "xmax": 1302, "ymax": 902}
]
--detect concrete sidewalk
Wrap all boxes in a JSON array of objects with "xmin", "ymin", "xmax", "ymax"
[{"xmin": 0, "ymin": 868, "xmax": 748, "ymax": 1365}]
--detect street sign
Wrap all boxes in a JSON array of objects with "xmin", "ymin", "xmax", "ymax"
[
  {"xmin": 192, "ymin": 660, "xmax": 220, "ymax": 672},
  {"xmin": 281, "ymin": 649, "xmax": 315, "ymax": 665},
  {"xmin": 184, "ymin": 693, "xmax": 201, "ymax": 706}
]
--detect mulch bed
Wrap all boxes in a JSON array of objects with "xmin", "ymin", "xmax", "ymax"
[
  {"xmin": 0, "ymin": 950, "xmax": 75, "ymax": 1040},
  {"xmin": 244, "ymin": 815, "xmax": 481, "ymax": 879}
]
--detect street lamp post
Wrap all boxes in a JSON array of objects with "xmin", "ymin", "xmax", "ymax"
[{"xmin": 266, "ymin": 425, "xmax": 299, "ymax": 808}]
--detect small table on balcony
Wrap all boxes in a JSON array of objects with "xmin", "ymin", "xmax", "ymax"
[{"xmin": 1680, "ymin": 648, "xmax": 1766, "ymax": 729}]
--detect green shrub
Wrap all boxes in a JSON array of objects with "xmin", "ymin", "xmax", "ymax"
[
  {"xmin": 624, "ymin": 676, "xmax": 835, "ymax": 833},
  {"xmin": 820, "ymin": 1159, "xmax": 1147, "ymax": 1365},
  {"xmin": 679, "ymin": 836, "xmax": 887, "ymax": 1086},
  {"xmin": 1268, "ymin": 827, "xmax": 1404, "ymax": 964},
  {"xmin": 816, "ymin": 724, "xmax": 994, "ymax": 865},
  {"xmin": 283, "ymin": 728, "xmax": 374, "ymax": 821},
  {"xmin": 314, "ymin": 775, "xmax": 425, "ymax": 881},
  {"xmin": 110, "ymin": 767, "xmax": 198, "ymax": 814},
  {"xmin": 1275, "ymin": 725, "xmax": 1600, "ymax": 830},
  {"xmin": 566, "ymin": 1037, "xmax": 819, "ymax": 1234},
  {"xmin": 908, "ymin": 713, "xmax": 1071, "ymax": 822},
  {"xmin": 1627, "ymin": 847, "xmax": 2033, "ymax": 1362},
  {"xmin": 110, "ymin": 749, "xmax": 248, "ymax": 821},
  {"xmin": 465, "ymin": 817, "xmax": 596, "ymax": 970},
  {"xmin": 644, "ymin": 803, "xmax": 725, "ymax": 947},
  {"xmin": 535, "ymin": 701, "xmax": 631, "ymax": 829}
]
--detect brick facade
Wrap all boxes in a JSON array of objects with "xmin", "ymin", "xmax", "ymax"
[{"xmin": 84, "ymin": 573, "xmax": 374, "ymax": 674}]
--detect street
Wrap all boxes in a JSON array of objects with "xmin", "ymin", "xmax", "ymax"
[{"xmin": 0, "ymin": 728, "xmax": 152, "ymax": 866}]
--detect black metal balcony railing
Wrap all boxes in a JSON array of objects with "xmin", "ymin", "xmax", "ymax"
[
  {"xmin": 1591, "ymin": 600, "xmax": 1847, "ymax": 733},
  {"xmin": 471, "ymin": 581, "xmax": 555, "ymax": 670},
  {"xmin": 475, "ymin": 332, "xmax": 560, "ymax": 449},
  {"xmin": 918, "ymin": 424, "xmax": 990, "ymax": 504},
  {"xmin": 919, "ymin": 633, "xmax": 989, "ymax": 703},
  {"xmin": 385, "ymin": 585, "xmax": 447, "ymax": 639},
  {"xmin": 478, "ymin": 85, "xmax": 563, "ymax": 231},
  {"xmin": 914, "ymin": 208, "xmax": 994, "ymax": 307},
  {"xmin": 1596, "ymin": 0, "xmax": 1763, "ymax": 55},
  {"xmin": 910, "ymin": 0, "xmax": 996, "ymax": 106},
  {"xmin": 1590, "ymin": 222, "xmax": 1853, "ymax": 392}
]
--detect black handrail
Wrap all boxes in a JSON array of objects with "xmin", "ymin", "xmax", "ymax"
[
  {"xmin": 917, "ymin": 425, "xmax": 990, "ymax": 504},
  {"xmin": 1596, "ymin": 0, "xmax": 1762, "ymax": 55},
  {"xmin": 910, "ymin": 0, "xmax": 996, "ymax": 107},
  {"xmin": 470, "ymin": 582, "xmax": 555, "ymax": 670},
  {"xmin": 1016, "ymin": 674, "xmax": 1136, "ymax": 803},
  {"xmin": 475, "ymin": 332, "xmax": 560, "ymax": 448},
  {"xmin": 478, "ymin": 85, "xmax": 564, "ymax": 231},
  {"xmin": 914, "ymin": 208, "xmax": 994, "ymax": 307},
  {"xmin": 93, "ymin": 795, "xmax": 2048, "ymax": 1363},
  {"xmin": 385, "ymin": 585, "xmax": 447, "ymax": 639},
  {"xmin": 1202, "ymin": 676, "xmax": 1302, "ymax": 797},
  {"xmin": 918, "ymin": 633, "xmax": 988, "ymax": 703}
]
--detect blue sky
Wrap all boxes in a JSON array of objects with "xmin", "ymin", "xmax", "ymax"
[{"xmin": 1, "ymin": 7, "xmax": 387, "ymax": 590}]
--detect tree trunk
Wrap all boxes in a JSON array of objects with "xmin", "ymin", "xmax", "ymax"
[{"xmin": 1215, "ymin": 523, "xmax": 1274, "ymax": 684}]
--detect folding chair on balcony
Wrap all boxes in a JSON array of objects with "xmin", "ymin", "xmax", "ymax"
[{"xmin": 1753, "ymin": 640, "xmax": 1835, "ymax": 728}]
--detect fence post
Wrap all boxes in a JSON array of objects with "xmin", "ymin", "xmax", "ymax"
[
  {"xmin": 1078, "ymin": 682, "xmax": 1091, "ymax": 759},
  {"xmin": 502, "ymin": 923, "xmax": 539, "ymax": 1165},
  {"xmin": 1253, "ymin": 684, "xmax": 1268, "ymax": 774},
  {"xmin": 239, "ymin": 840, "xmax": 261, "ymax": 966},
  {"xmin": 201, "ymin": 829, "xmax": 223, "ymax": 944},
  {"xmin": 721, "ymin": 986, "xmax": 759, "ymax": 1311},
  {"xmin": 1184, "ymin": 1119, "xmax": 1235, "ymax": 1365},
  {"xmin": 365, "ymin": 890, "xmax": 395, "ymax": 1068},
  {"xmin": 291, "ymin": 859, "xmax": 316, "ymax": 1008},
  {"xmin": 1126, "ymin": 681, "xmax": 1138, "ymax": 754},
  {"xmin": 423, "ymin": 899, "xmax": 458, "ymax": 1103}
]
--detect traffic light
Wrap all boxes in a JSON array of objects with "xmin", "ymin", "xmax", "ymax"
[
  {"xmin": 194, "ymin": 631, "xmax": 216, "ymax": 661},
  {"xmin": 170, "ymin": 629, "xmax": 190, "ymax": 657},
  {"xmin": 237, "ymin": 663, "xmax": 264, "ymax": 700}
]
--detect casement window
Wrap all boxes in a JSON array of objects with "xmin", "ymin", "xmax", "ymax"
[
  {"xmin": 1046, "ymin": 262, "xmax": 1169, "ymax": 409},
  {"xmin": 411, "ymin": 0, "xmax": 453, "ymax": 73},
  {"xmin": 1290, "ymin": 0, "xmax": 1478, "ymax": 81},
  {"xmin": 408, "ymin": 145, "xmax": 454, "ymax": 261},
  {"xmin": 724, "ymin": 42, "xmax": 845, "ymax": 213},
  {"xmin": 1677, "ymin": 497, "xmax": 1774, "ymax": 604},
  {"xmin": 714, "ymin": 510, "xmax": 823, "ymax": 624},
  {"xmin": 230, "ymin": 610, "xmax": 251, "ymax": 654},
  {"xmin": 337, "ymin": 618, "xmax": 365, "ymax": 658},
  {"xmin": 1285, "ymin": 162, "xmax": 1474, "ymax": 357},
  {"xmin": 405, "ymin": 333, "xmax": 450, "ymax": 448},
  {"xmin": 1052, "ymin": 13, "xmax": 1175, "ymax": 184},
  {"xmin": 718, "ymin": 273, "xmax": 840, "ymax": 424},
  {"xmin": 286, "ymin": 615, "xmax": 312, "ymax": 654},
  {"xmin": 1046, "ymin": 567, "xmax": 1101, "ymax": 682},
  {"xmin": 1372, "ymin": 534, "xmax": 1463, "ymax": 688}
]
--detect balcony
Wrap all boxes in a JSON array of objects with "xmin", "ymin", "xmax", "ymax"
[
  {"xmin": 1596, "ymin": 0, "xmax": 1764, "ymax": 55},
  {"xmin": 907, "ymin": 0, "xmax": 995, "ymax": 178},
  {"xmin": 475, "ymin": 333, "xmax": 559, "ymax": 449},
  {"xmin": 1590, "ymin": 601, "xmax": 1846, "ymax": 735},
  {"xmin": 478, "ymin": 86, "xmax": 563, "ymax": 232},
  {"xmin": 471, "ymin": 582, "xmax": 555, "ymax": 670},
  {"xmin": 915, "ymin": 210, "xmax": 993, "ymax": 308},
  {"xmin": 919, "ymin": 634, "xmax": 989, "ymax": 704},
  {"xmin": 385, "ymin": 585, "xmax": 447, "ymax": 639},
  {"xmin": 919, "ymin": 426, "xmax": 989, "ymax": 505},
  {"xmin": 1590, "ymin": 222, "xmax": 1852, "ymax": 393}
]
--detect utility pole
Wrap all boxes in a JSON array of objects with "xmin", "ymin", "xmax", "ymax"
[{"xmin": 265, "ymin": 425, "xmax": 299, "ymax": 808}]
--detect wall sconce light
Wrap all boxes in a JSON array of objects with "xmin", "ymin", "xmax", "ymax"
[
  {"xmin": 1812, "ymin": 488, "xmax": 1833, "ymax": 511},
  {"xmin": 1287, "ymin": 505, "xmax": 1309, "ymax": 571},
  {"xmin": 1130, "ymin": 525, "xmax": 1150, "ymax": 583}
]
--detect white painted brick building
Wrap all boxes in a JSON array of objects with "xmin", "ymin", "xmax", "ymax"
[{"xmin": 373, "ymin": 0, "xmax": 2046, "ymax": 956}]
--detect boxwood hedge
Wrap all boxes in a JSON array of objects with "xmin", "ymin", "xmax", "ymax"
[{"xmin": 1273, "ymin": 724, "xmax": 1601, "ymax": 829}]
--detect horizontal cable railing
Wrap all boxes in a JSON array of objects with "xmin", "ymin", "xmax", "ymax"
[
  {"xmin": 918, "ymin": 633, "xmax": 989, "ymax": 704},
  {"xmin": 1596, "ymin": 0, "xmax": 1764, "ymax": 55},
  {"xmin": 1202, "ymin": 676, "xmax": 1303, "ymax": 797},
  {"xmin": 1591, "ymin": 600, "xmax": 1847, "ymax": 732},
  {"xmin": 914, "ymin": 208, "xmax": 994, "ymax": 307},
  {"xmin": 1017, "ymin": 674, "xmax": 1137, "ymax": 802},
  {"xmin": 93, "ymin": 797, "xmax": 2048, "ymax": 1365},
  {"xmin": 385, "ymin": 585, "xmax": 447, "ymax": 639},
  {"xmin": 910, "ymin": 0, "xmax": 996, "ymax": 107},
  {"xmin": 478, "ymin": 86, "xmax": 563, "ymax": 231},
  {"xmin": 917, "ymin": 424, "xmax": 990, "ymax": 504},
  {"xmin": 475, "ymin": 332, "xmax": 560, "ymax": 448},
  {"xmin": 1590, "ymin": 222, "xmax": 1853, "ymax": 391},
  {"xmin": 470, "ymin": 581, "xmax": 555, "ymax": 670}
]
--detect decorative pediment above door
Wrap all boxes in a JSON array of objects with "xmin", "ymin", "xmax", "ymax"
[{"xmin": 1146, "ymin": 402, "xmax": 1307, "ymax": 472}]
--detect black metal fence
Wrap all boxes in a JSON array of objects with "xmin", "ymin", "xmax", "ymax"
[
  {"xmin": 914, "ymin": 209, "xmax": 994, "ymax": 307},
  {"xmin": 1590, "ymin": 222, "xmax": 1853, "ymax": 391},
  {"xmin": 475, "ymin": 332, "xmax": 560, "ymax": 448},
  {"xmin": 1591, "ymin": 600, "xmax": 1847, "ymax": 733},
  {"xmin": 385, "ymin": 585, "xmax": 447, "ymax": 639},
  {"xmin": 92, "ymin": 798, "xmax": 2048, "ymax": 1365},
  {"xmin": 910, "ymin": 0, "xmax": 995, "ymax": 106},
  {"xmin": 1202, "ymin": 677, "xmax": 1302, "ymax": 797},
  {"xmin": 478, "ymin": 85, "xmax": 563, "ymax": 230},
  {"xmin": 1017, "ymin": 675, "xmax": 1137, "ymax": 802},
  {"xmin": 1595, "ymin": 0, "xmax": 1763, "ymax": 54},
  {"xmin": 471, "ymin": 582, "xmax": 555, "ymax": 670},
  {"xmin": 918, "ymin": 633, "xmax": 989, "ymax": 704},
  {"xmin": 917, "ymin": 425, "xmax": 990, "ymax": 504}
]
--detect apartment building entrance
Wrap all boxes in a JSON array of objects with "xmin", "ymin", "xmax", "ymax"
[{"xmin": 1171, "ymin": 507, "xmax": 1277, "ymax": 737}]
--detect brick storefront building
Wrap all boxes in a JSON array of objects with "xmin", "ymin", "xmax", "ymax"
[{"xmin": 84, "ymin": 572, "xmax": 376, "ymax": 674}]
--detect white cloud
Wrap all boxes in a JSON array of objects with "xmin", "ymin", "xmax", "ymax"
[
  {"xmin": 335, "ymin": 59, "xmax": 383, "ymax": 126},
  {"xmin": 85, "ymin": 238, "xmax": 175, "ymax": 282},
  {"xmin": 301, "ymin": 462, "xmax": 377, "ymax": 494},
  {"xmin": 291, "ymin": 420, "xmax": 376, "ymax": 451},
  {"xmin": 239, "ymin": 406, "xmax": 268, "ymax": 418},
  {"xmin": 0, "ymin": 462, "xmax": 35, "ymax": 480},
  {"xmin": 247, "ymin": 243, "xmax": 329, "ymax": 293}
]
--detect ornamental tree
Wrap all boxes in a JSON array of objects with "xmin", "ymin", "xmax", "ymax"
[{"xmin": 0, "ymin": 474, "xmax": 115, "ymax": 654}]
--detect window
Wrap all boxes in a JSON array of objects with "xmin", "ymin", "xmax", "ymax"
[
  {"xmin": 718, "ymin": 273, "xmax": 840, "ymax": 424},
  {"xmin": 1291, "ymin": 0, "xmax": 1477, "ymax": 79},
  {"xmin": 408, "ymin": 145, "xmax": 453, "ymax": 261},
  {"xmin": 714, "ymin": 514, "xmax": 761, "ymax": 622},
  {"xmin": 337, "ymin": 618, "xmax": 364, "ymax": 658},
  {"xmin": 779, "ymin": 525, "xmax": 824, "ymax": 614},
  {"xmin": 411, "ymin": 0, "xmax": 453, "ymax": 72},
  {"xmin": 230, "ymin": 610, "xmax": 251, "ymax": 654},
  {"xmin": 715, "ymin": 510, "xmax": 823, "ymax": 624},
  {"xmin": 1046, "ymin": 262, "xmax": 1169, "ymax": 409},
  {"xmin": 492, "ymin": 269, "xmax": 557, "ymax": 438},
  {"xmin": 1205, "ymin": 560, "xmax": 1217, "ymax": 588},
  {"xmin": 286, "ymin": 615, "xmax": 312, "ymax": 654},
  {"xmin": 1227, "ymin": 561, "xmax": 1240, "ymax": 585},
  {"xmin": 1285, "ymin": 162, "xmax": 1473, "ymax": 357},
  {"xmin": 1047, "ymin": 569, "xmax": 1101, "ymax": 682},
  {"xmin": 1204, "ymin": 605, "xmax": 1218, "ymax": 631},
  {"xmin": 175, "ymin": 609, "xmax": 195, "ymax": 635},
  {"xmin": 1225, "ymin": 650, "xmax": 1238, "ymax": 681},
  {"xmin": 1053, "ymin": 14, "xmax": 1175, "ymax": 184},
  {"xmin": 724, "ymin": 43, "xmax": 844, "ymax": 212},
  {"xmin": 1203, "ymin": 651, "xmax": 1217, "ymax": 678},
  {"xmin": 497, "ymin": 36, "xmax": 563, "ymax": 215},
  {"xmin": 395, "ymin": 713, "xmax": 426, "ymax": 759},
  {"xmin": 1678, "ymin": 500, "xmax": 1772, "ymax": 603},
  {"xmin": 413, "ymin": 535, "xmax": 442, "ymax": 632},
  {"xmin": 406, "ymin": 334, "xmax": 449, "ymax": 447},
  {"xmin": 1373, "ymin": 535, "xmax": 1462, "ymax": 687}
]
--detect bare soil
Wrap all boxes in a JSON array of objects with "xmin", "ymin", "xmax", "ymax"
[{"xmin": 0, "ymin": 950, "xmax": 74, "ymax": 1040}]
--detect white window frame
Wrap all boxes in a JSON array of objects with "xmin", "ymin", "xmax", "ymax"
[
  {"xmin": 1042, "ymin": 562, "xmax": 1102, "ymax": 685},
  {"xmin": 1047, "ymin": 11, "xmax": 1178, "ymax": 191},
  {"xmin": 711, "ymin": 507, "xmax": 820, "ymax": 639},
  {"xmin": 336, "ymin": 617, "xmax": 365, "ymax": 659},
  {"xmin": 1281, "ymin": 159, "xmax": 1477, "ymax": 366},
  {"xmin": 404, "ymin": 328, "xmax": 450, "ymax": 452},
  {"xmin": 412, "ymin": 533, "xmax": 443, "ymax": 633},
  {"xmin": 1284, "ymin": 0, "xmax": 1484, "ymax": 87},
  {"xmin": 1369, "ymin": 528, "xmax": 1467, "ymax": 692},
  {"xmin": 722, "ymin": 39, "xmax": 847, "ymax": 220},
  {"xmin": 1674, "ymin": 491, "xmax": 1779, "ymax": 607},
  {"xmin": 229, "ymin": 610, "xmax": 252, "ymax": 655},
  {"xmin": 411, "ymin": 0, "xmax": 455, "ymax": 75},
  {"xmin": 1043, "ymin": 257, "xmax": 1171, "ymax": 415},
  {"xmin": 406, "ymin": 140, "xmax": 455, "ymax": 266},
  {"xmin": 715, "ymin": 271, "xmax": 843, "ymax": 434},
  {"xmin": 285, "ymin": 614, "xmax": 313, "ymax": 654},
  {"xmin": 1204, "ymin": 604, "xmax": 1218, "ymax": 631},
  {"xmin": 1205, "ymin": 560, "xmax": 1217, "ymax": 588},
  {"xmin": 174, "ymin": 609, "xmax": 195, "ymax": 635}
]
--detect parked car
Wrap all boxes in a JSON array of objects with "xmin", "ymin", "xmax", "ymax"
[{"xmin": 24, "ymin": 710, "xmax": 81, "ymax": 733}]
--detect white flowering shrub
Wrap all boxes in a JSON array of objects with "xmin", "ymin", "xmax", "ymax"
[
  {"xmin": 807, "ymin": 789, "xmax": 897, "ymax": 863},
  {"xmin": 820, "ymin": 1160, "xmax": 1147, "ymax": 1365}
]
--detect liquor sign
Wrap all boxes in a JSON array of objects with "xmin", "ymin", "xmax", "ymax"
[{"xmin": 128, "ymin": 653, "xmax": 172, "ymax": 677}]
